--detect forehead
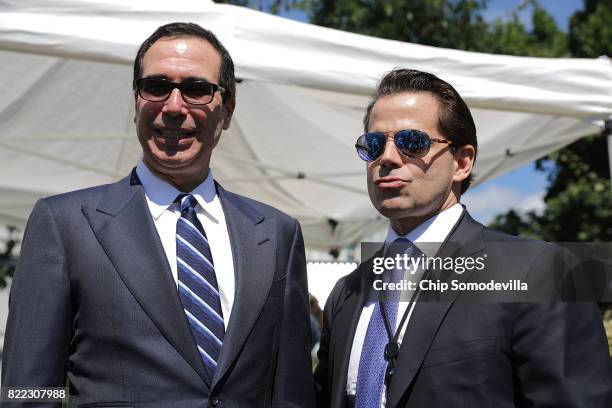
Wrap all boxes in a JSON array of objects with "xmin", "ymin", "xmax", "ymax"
[
  {"xmin": 141, "ymin": 35, "xmax": 222, "ymax": 81},
  {"xmin": 369, "ymin": 92, "xmax": 440, "ymax": 132}
]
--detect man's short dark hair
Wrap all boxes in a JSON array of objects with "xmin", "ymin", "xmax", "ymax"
[
  {"xmin": 133, "ymin": 22, "xmax": 235, "ymax": 103},
  {"xmin": 364, "ymin": 69, "xmax": 477, "ymax": 194}
]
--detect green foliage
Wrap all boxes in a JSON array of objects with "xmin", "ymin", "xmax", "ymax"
[
  {"xmin": 531, "ymin": 135, "xmax": 612, "ymax": 242},
  {"xmin": 568, "ymin": 0, "xmax": 612, "ymax": 57},
  {"xmin": 492, "ymin": 134, "xmax": 612, "ymax": 243},
  {"xmin": 305, "ymin": 0, "xmax": 492, "ymax": 52},
  {"xmin": 485, "ymin": 1, "xmax": 567, "ymax": 57},
  {"xmin": 295, "ymin": 0, "xmax": 568, "ymax": 57},
  {"xmin": 488, "ymin": 209, "xmax": 537, "ymax": 238},
  {"xmin": 215, "ymin": 0, "xmax": 302, "ymax": 15},
  {"xmin": 537, "ymin": 0, "xmax": 612, "ymax": 243}
]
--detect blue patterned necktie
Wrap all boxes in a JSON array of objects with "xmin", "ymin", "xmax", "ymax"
[
  {"xmin": 355, "ymin": 238, "xmax": 413, "ymax": 408},
  {"xmin": 176, "ymin": 194, "xmax": 224, "ymax": 381}
]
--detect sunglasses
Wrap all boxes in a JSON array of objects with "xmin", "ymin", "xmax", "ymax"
[
  {"xmin": 355, "ymin": 129, "xmax": 453, "ymax": 161},
  {"xmin": 134, "ymin": 77, "xmax": 225, "ymax": 105}
]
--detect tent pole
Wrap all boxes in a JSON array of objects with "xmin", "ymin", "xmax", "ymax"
[{"xmin": 607, "ymin": 119, "xmax": 612, "ymax": 192}]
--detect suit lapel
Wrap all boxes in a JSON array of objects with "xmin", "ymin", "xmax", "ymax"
[
  {"xmin": 82, "ymin": 172, "xmax": 211, "ymax": 388},
  {"xmin": 211, "ymin": 184, "xmax": 275, "ymax": 388},
  {"xmin": 386, "ymin": 211, "xmax": 486, "ymax": 408},
  {"xmin": 329, "ymin": 259, "xmax": 375, "ymax": 408}
]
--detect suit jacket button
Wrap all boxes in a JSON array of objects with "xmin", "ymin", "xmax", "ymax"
[{"xmin": 210, "ymin": 396, "xmax": 219, "ymax": 406}]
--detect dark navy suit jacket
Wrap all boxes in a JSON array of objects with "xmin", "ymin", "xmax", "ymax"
[
  {"xmin": 2, "ymin": 171, "xmax": 315, "ymax": 407},
  {"xmin": 314, "ymin": 210, "xmax": 612, "ymax": 408}
]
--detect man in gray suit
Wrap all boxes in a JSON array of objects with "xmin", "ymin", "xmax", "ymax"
[{"xmin": 2, "ymin": 22, "xmax": 314, "ymax": 407}]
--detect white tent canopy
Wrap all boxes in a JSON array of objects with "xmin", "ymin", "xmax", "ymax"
[{"xmin": 1, "ymin": 0, "xmax": 611, "ymax": 251}]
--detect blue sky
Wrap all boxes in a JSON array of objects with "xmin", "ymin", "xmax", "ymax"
[
  {"xmin": 277, "ymin": 0, "xmax": 585, "ymax": 225},
  {"xmin": 485, "ymin": 0, "xmax": 582, "ymax": 32}
]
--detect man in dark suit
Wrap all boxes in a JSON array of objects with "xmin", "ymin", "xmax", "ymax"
[
  {"xmin": 314, "ymin": 68, "xmax": 612, "ymax": 407},
  {"xmin": 2, "ymin": 23, "xmax": 314, "ymax": 407}
]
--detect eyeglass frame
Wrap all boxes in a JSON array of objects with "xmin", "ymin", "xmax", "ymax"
[
  {"xmin": 133, "ymin": 77, "xmax": 226, "ymax": 106},
  {"xmin": 354, "ymin": 129, "xmax": 454, "ymax": 161}
]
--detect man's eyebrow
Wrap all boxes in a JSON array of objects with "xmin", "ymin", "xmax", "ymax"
[
  {"xmin": 141, "ymin": 74, "xmax": 168, "ymax": 80},
  {"xmin": 183, "ymin": 76, "xmax": 213, "ymax": 83},
  {"xmin": 141, "ymin": 74, "xmax": 213, "ymax": 83}
]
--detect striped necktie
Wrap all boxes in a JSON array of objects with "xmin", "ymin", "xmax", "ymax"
[
  {"xmin": 176, "ymin": 193, "xmax": 224, "ymax": 381},
  {"xmin": 355, "ymin": 238, "xmax": 413, "ymax": 408}
]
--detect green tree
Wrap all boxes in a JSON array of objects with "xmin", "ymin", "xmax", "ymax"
[
  {"xmin": 298, "ymin": 0, "xmax": 567, "ymax": 57},
  {"xmin": 488, "ymin": 209, "xmax": 536, "ymax": 237},
  {"xmin": 530, "ymin": 135, "xmax": 611, "ymax": 242},
  {"xmin": 306, "ymin": 0, "xmax": 491, "ymax": 52},
  {"xmin": 568, "ymin": 0, "xmax": 612, "ymax": 58},
  {"xmin": 215, "ymin": 0, "xmax": 301, "ymax": 14},
  {"xmin": 485, "ymin": 1, "xmax": 567, "ymax": 57}
]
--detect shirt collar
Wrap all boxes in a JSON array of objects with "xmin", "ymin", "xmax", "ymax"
[
  {"xmin": 386, "ymin": 203, "xmax": 464, "ymax": 254},
  {"xmin": 135, "ymin": 160, "xmax": 220, "ymax": 222}
]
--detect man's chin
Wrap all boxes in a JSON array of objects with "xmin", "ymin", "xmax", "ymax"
[
  {"xmin": 376, "ymin": 200, "xmax": 437, "ymax": 221},
  {"xmin": 144, "ymin": 156, "xmax": 196, "ymax": 178},
  {"xmin": 376, "ymin": 203, "xmax": 413, "ymax": 219},
  {"xmin": 375, "ymin": 195, "xmax": 413, "ymax": 211},
  {"xmin": 149, "ymin": 152, "xmax": 194, "ymax": 169},
  {"xmin": 157, "ymin": 158, "xmax": 189, "ymax": 169}
]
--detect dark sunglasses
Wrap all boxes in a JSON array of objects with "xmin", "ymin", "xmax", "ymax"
[
  {"xmin": 134, "ymin": 77, "xmax": 225, "ymax": 105},
  {"xmin": 355, "ymin": 129, "xmax": 453, "ymax": 161}
]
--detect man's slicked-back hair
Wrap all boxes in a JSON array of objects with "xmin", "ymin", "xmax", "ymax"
[
  {"xmin": 363, "ymin": 68, "xmax": 477, "ymax": 194},
  {"xmin": 133, "ymin": 22, "xmax": 235, "ymax": 103}
]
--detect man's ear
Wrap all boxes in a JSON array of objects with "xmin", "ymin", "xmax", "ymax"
[
  {"xmin": 452, "ymin": 144, "xmax": 476, "ymax": 183},
  {"xmin": 222, "ymin": 96, "xmax": 236, "ymax": 130},
  {"xmin": 133, "ymin": 92, "xmax": 139, "ymax": 124}
]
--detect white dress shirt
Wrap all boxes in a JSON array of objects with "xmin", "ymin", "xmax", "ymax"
[
  {"xmin": 346, "ymin": 203, "xmax": 464, "ymax": 406},
  {"xmin": 136, "ymin": 161, "xmax": 235, "ymax": 328}
]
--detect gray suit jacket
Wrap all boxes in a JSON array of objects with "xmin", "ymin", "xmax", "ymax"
[
  {"xmin": 2, "ymin": 171, "xmax": 315, "ymax": 407},
  {"xmin": 314, "ymin": 210, "xmax": 612, "ymax": 408}
]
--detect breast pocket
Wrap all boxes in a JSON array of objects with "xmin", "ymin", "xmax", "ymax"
[
  {"xmin": 267, "ymin": 275, "xmax": 286, "ymax": 300},
  {"xmin": 423, "ymin": 337, "xmax": 496, "ymax": 368},
  {"xmin": 422, "ymin": 337, "xmax": 496, "ymax": 389}
]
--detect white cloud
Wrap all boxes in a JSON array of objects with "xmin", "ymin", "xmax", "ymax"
[
  {"xmin": 461, "ymin": 185, "xmax": 544, "ymax": 225},
  {"xmin": 517, "ymin": 192, "xmax": 546, "ymax": 214}
]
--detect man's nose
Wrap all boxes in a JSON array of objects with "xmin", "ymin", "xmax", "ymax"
[
  {"xmin": 162, "ymin": 88, "xmax": 188, "ymax": 116},
  {"xmin": 378, "ymin": 136, "xmax": 403, "ymax": 168}
]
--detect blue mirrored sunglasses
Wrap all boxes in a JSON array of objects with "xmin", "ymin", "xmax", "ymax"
[{"xmin": 355, "ymin": 129, "xmax": 453, "ymax": 161}]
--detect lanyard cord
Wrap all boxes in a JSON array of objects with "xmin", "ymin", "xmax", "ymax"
[
  {"xmin": 378, "ymin": 268, "xmax": 433, "ymax": 387},
  {"xmin": 379, "ymin": 268, "xmax": 433, "ymax": 344}
]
